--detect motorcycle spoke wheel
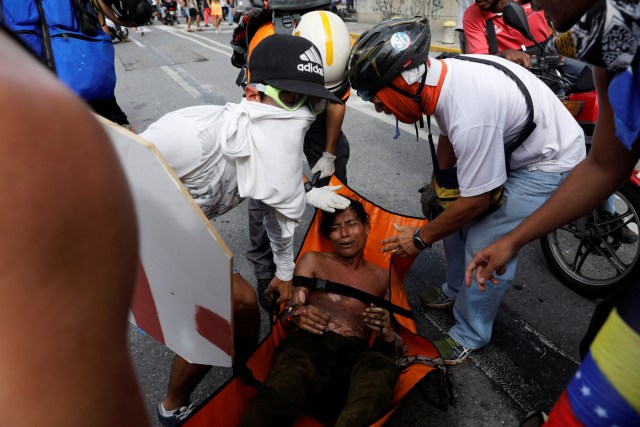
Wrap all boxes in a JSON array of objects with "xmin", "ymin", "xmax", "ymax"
[{"xmin": 540, "ymin": 183, "xmax": 640, "ymax": 297}]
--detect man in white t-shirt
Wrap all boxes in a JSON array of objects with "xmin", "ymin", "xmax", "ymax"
[
  {"xmin": 144, "ymin": 34, "xmax": 350, "ymax": 426},
  {"xmin": 348, "ymin": 17, "xmax": 585, "ymax": 364}
]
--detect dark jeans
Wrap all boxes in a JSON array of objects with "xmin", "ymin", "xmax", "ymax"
[
  {"xmin": 246, "ymin": 129, "xmax": 350, "ymax": 280},
  {"xmin": 88, "ymin": 96, "xmax": 129, "ymax": 126},
  {"xmin": 241, "ymin": 331, "xmax": 399, "ymax": 427}
]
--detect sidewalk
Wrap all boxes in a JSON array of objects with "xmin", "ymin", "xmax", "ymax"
[{"xmin": 346, "ymin": 20, "xmax": 461, "ymax": 53}]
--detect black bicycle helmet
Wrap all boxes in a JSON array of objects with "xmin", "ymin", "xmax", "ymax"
[
  {"xmin": 348, "ymin": 16, "xmax": 431, "ymax": 97},
  {"xmin": 92, "ymin": 0, "xmax": 152, "ymax": 27}
]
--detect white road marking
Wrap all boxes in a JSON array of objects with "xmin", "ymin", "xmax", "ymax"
[
  {"xmin": 146, "ymin": 26, "xmax": 438, "ymax": 136},
  {"xmin": 130, "ymin": 37, "xmax": 146, "ymax": 48},
  {"xmin": 519, "ymin": 320, "xmax": 580, "ymax": 364},
  {"xmin": 160, "ymin": 65, "xmax": 202, "ymax": 99},
  {"xmin": 421, "ymin": 309, "xmax": 579, "ymax": 412},
  {"xmin": 155, "ymin": 25, "xmax": 232, "ymax": 57}
]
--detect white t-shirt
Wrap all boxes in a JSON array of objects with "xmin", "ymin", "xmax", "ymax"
[{"xmin": 434, "ymin": 55, "xmax": 586, "ymax": 197}]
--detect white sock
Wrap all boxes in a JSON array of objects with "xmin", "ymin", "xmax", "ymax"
[{"xmin": 159, "ymin": 402, "xmax": 177, "ymax": 416}]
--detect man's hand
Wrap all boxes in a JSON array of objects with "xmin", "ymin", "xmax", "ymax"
[
  {"xmin": 380, "ymin": 224, "xmax": 419, "ymax": 257},
  {"xmin": 497, "ymin": 49, "xmax": 532, "ymax": 68},
  {"xmin": 465, "ymin": 236, "xmax": 519, "ymax": 291},
  {"xmin": 311, "ymin": 152, "xmax": 337, "ymax": 179},
  {"xmin": 264, "ymin": 276, "xmax": 292, "ymax": 305},
  {"xmin": 292, "ymin": 304, "xmax": 330, "ymax": 335},
  {"xmin": 363, "ymin": 304, "xmax": 393, "ymax": 342},
  {"xmin": 305, "ymin": 185, "xmax": 351, "ymax": 212}
]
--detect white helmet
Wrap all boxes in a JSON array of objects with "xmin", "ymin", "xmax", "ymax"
[{"xmin": 294, "ymin": 11, "xmax": 351, "ymax": 94}]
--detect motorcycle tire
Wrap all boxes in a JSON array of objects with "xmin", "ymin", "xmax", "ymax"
[{"xmin": 540, "ymin": 182, "xmax": 640, "ymax": 298}]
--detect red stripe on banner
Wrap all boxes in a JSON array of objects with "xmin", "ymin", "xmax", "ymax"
[
  {"xmin": 545, "ymin": 390, "xmax": 584, "ymax": 426},
  {"xmin": 131, "ymin": 260, "xmax": 166, "ymax": 345},
  {"xmin": 195, "ymin": 305, "xmax": 233, "ymax": 356}
]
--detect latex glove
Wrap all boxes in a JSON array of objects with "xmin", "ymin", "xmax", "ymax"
[
  {"xmin": 311, "ymin": 152, "xmax": 337, "ymax": 179},
  {"xmin": 306, "ymin": 185, "xmax": 351, "ymax": 212}
]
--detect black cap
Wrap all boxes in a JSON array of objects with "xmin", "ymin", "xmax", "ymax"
[{"xmin": 248, "ymin": 34, "xmax": 341, "ymax": 103}]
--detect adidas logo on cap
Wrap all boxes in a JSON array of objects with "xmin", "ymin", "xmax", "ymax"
[{"xmin": 297, "ymin": 48, "xmax": 324, "ymax": 77}]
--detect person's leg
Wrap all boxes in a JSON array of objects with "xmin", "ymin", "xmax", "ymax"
[
  {"xmin": 334, "ymin": 349, "xmax": 400, "ymax": 427},
  {"xmin": 161, "ymin": 273, "xmax": 258, "ymax": 411},
  {"xmin": 161, "ymin": 356, "xmax": 211, "ymax": 412},
  {"xmin": 449, "ymin": 170, "xmax": 567, "ymax": 350},
  {"xmin": 88, "ymin": 96, "xmax": 131, "ymax": 129},
  {"xmin": 241, "ymin": 331, "xmax": 325, "ymax": 427},
  {"xmin": 456, "ymin": 29, "xmax": 466, "ymax": 53},
  {"xmin": 332, "ymin": 131, "xmax": 350, "ymax": 185},
  {"xmin": 232, "ymin": 273, "xmax": 260, "ymax": 366},
  {"xmin": 245, "ymin": 198, "xmax": 276, "ymax": 309},
  {"xmin": 196, "ymin": 12, "xmax": 202, "ymax": 29},
  {"xmin": 227, "ymin": 4, "xmax": 233, "ymax": 25},
  {"xmin": 441, "ymin": 225, "xmax": 470, "ymax": 299},
  {"xmin": 204, "ymin": 8, "xmax": 210, "ymax": 25}
]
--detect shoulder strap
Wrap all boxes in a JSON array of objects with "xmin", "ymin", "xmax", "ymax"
[
  {"xmin": 453, "ymin": 55, "xmax": 537, "ymax": 170},
  {"xmin": 272, "ymin": 10, "xmax": 300, "ymax": 35},
  {"xmin": 485, "ymin": 17, "xmax": 499, "ymax": 55},
  {"xmin": 293, "ymin": 276, "xmax": 414, "ymax": 319}
]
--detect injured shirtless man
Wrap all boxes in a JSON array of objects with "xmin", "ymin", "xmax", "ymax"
[{"xmin": 241, "ymin": 198, "xmax": 404, "ymax": 427}]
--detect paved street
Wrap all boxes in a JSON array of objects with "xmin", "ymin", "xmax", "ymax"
[{"xmin": 117, "ymin": 20, "xmax": 597, "ymax": 426}]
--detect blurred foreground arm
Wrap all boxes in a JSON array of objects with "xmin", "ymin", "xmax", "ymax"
[{"xmin": 0, "ymin": 30, "xmax": 150, "ymax": 427}]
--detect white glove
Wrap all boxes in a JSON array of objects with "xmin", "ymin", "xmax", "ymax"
[
  {"xmin": 311, "ymin": 152, "xmax": 337, "ymax": 179},
  {"xmin": 305, "ymin": 185, "xmax": 351, "ymax": 213}
]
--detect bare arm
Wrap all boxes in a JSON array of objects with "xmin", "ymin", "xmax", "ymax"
[
  {"xmin": 279, "ymin": 253, "xmax": 330, "ymax": 334},
  {"xmin": 324, "ymin": 101, "xmax": 346, "ymax": 156},
  {"xmin": 466, "ymin": 67, "xmax": 640, "ymax": 287},
  {"xmin": 0, "ymin": 33, "xmax": 149, "ymax": 427},
  {"xmin": 381, "ymin": 193, "xmax": 490, "ymax": 257}
]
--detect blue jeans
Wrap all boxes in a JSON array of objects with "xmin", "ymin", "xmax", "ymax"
[
  {"xmin": 442, "ymin": 170, "xmax": 567, "ymax": 350},
  {"xmin": 226, "ymin": 4, "xmax": 234, "ymax": 25}
]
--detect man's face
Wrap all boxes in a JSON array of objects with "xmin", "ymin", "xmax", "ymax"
[
  {"xmin": 327, "ymin": 208, "xmax": 370, "ymax": 258},
  {"xmin": 475, "ymin": 0, "xmax": 503, "ymax": 12},
  {"xmin": 371, "ymin": 96, "xmax": 394, "ymax": 116},
  {"xmin": 531, "ymin": 0, "xmax": 597, "ymax": 32}
]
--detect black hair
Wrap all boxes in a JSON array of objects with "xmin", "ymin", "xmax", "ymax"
[{"xmin": 319, "ymin": 197, "xmax": 369, "ymax": 238}]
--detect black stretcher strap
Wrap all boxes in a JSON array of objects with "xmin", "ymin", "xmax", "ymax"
[{"xmin": 293, "ymin": 276, "xmax": 414, "ymax": 319}]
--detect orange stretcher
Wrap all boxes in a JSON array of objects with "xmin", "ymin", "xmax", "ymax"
[{"xmin": 183, "ymin": 179, "xmax": 444, "ymax": 426}]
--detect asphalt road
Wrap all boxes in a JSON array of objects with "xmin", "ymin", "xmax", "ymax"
[{"xmin": 116, "ymin": 20, "xmax": 597, "ymax": 427}]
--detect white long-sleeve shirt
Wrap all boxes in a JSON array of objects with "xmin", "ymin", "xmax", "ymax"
[{"xmin": 141, "ymin": 103, "xmax": 315, "ymax": 280}]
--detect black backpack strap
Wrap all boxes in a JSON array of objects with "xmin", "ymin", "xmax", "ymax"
[
  {"xmin": 454, "ymin": 55, "xmax": 537, "ymax": 170},
  {"xmin": 485, "ymin": 17, "xmax": 499, "ymax": 55},
  {"xmin": 272, "ymin": 10, "xmax": 300, "ymax": 34},
  {"xmin": 292, "ymin": 276, "xmax": 414, "ymax": 319}
]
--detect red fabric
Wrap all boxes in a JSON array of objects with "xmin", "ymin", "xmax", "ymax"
[
  {"xmin": 376, "ymin": 59, "xmax": 447, "ymax": 124},
  {"xmin": 544, "ymin": 390, "xmax": 584, "ymax": 427},
  {"xmin": 463, "ymin": 2, "xmax": 549, "ymax": 54}
]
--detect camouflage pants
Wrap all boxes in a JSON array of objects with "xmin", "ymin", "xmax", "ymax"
[{"xmin": 241, "ymin": 330, "xmax": 400, "ymax": 427}]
